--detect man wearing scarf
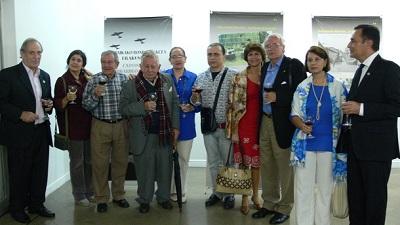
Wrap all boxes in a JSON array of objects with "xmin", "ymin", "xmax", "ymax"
[{"xmin": 120, "ymin": 50, "xmax": 179, "ymax": 214}]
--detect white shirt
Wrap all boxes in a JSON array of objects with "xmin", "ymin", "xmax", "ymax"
[
  {"xmin": 22, "ymin": 63, "xmax": 45, "ymax": 124},
  {"xmin": 358, "ymin": 51, "xmax": 379, "ymax": 116}
]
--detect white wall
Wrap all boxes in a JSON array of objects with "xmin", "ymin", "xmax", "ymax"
[{"xmin": 3, "ymin": 0, "xmax": 400, "ymax": 194}]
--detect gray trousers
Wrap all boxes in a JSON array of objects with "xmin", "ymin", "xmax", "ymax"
[
  {"xmin": 134, "ymin": 134, "xmax": 172, "ymax": 204},
  {"xmin": 68, "ymin": 140, "xmax": 94, "ymax": 201},
  {"xmin": 203, "ymin": 128, "xmax": 233, "ymax": 199}
]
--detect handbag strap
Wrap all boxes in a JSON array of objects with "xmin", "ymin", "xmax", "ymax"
[
  {"xmin": 225, "ymin": 143, "xmax": 233, "ymax": 166},
  {"xmin": 212, "ymin": 67, "xmax": 228, "ymax": 112},
  {"xmin": 55, "ymin": 77, "xmax": 69, "ymax": 138}
]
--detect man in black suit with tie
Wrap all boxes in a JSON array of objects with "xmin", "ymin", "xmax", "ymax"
[
  {"xmin": 252, "ymin": 34, "xmax": 306, "ymax": 224},
  {"xmin": 343, "ymin": 24, "xmax": 400, "ymax": 225},
  {"xmin": 0, "ymin": 38, "xmax": 55, "ymax": 223}
]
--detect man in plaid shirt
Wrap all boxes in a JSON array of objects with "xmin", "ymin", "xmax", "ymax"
[{"xmin": 82, "ymin": 50, "xmax": 129, "ymax": 213}]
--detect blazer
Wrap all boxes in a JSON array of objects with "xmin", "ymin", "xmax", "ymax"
[
  {"xmin": 348, "ymin": 55, "xmax": 400, "ymax": 161},
  {"xmin": 0, "ymin": 63, "xmax": 53, "ymax": 148},
  {"xmin": 260, "ymin": 56, "xmax": 307, "ymax": 149},
  {"xmin": 119, "ymin": 73, "xmax": 179, "ymax": 156}
]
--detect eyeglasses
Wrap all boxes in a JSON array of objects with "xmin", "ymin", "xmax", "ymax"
[
  {"xmin": 170, "ymin": 55, "xmax": 185, "ymax": 59},
  {"xmin": 265, "ymin": 43, "xmax": 282, "ymax": 50}
]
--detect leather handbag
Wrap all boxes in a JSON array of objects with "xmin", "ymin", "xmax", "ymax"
[
  {"xmin": 200, "ymin": 68, "xmax": 228, "ymax": 134},
  {"xmin": 331, "ymin": 181, "xmax": 349, "ymax": 218},
  {"xmin": 200, "ymin": 107, "xmax": 217, "ymax": 134},
  {"xmin": 215, "ymin": 144, "xmax": 252, "ymax": 195},
  {"xmin": 54, "ymin": 77, "xmax": 69, "ymax": 151}
]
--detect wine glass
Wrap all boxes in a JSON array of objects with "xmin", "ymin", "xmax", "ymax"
[
  {"xmin": 342, "ymin": 114, "xmax": 352, "ymax": 127},
  {"xmin": 304, "ymin": 115, "xmax": 315, "ymax": 139},
  {"xmin": 193, "ymin": 87, "xmax": 202, "ymax": 106},
  {"xmin": 41, "ymin": 98, "xmax": 53, "ymax": 121},
  {"xmin": 98, "ymin": 76, "xmax": 107, "ymax": 96},
  {"xmin": 263, "ymin": 82, "xmax": 273, "ymax": 104},
  {"xmin": 149, "ymin": 92, "xmax": 158, "ymax": 112},
  {"xmin": 68, "ymin": 85, "xmax": 78, "ymax": 104}
]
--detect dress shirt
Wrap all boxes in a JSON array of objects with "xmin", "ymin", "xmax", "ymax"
[
  {"xmin": 164, "ymin": 68, "xmax": 199, "ymax": 140},
  {"xmin": 358, "ymin": 51, "xmax": 379, "ymax": 116},
  {"xmin": 22, "ymin": 63, "xmax": 45, "ymax": 124},
  {"xmin": 263, "ymin": 56, "xmax": 283, "ymax": 114},
  {"xmin": 82, "ymin": 72, "xmax": 127, "ymax": 120}
]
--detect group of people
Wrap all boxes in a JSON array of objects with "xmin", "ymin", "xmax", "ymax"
[{"xmin": 0, "ymin": 24, "xmax": 399, "ymax": 225}]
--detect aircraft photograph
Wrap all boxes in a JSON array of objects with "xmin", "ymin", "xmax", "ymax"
[
  {"xmin": 110, "ymin": 44, "xmax": 120, "ymax": 50},
  {"xmin": 111, "ymin": 31, "xmax": 123, "ymax": 38},
  {"xmin": 134, "ymin": 38, "xmax": 146, "ymax": 44}
]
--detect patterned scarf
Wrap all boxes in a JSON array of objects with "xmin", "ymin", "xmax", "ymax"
[{"xmin": 135, "ymin": 70, "xmax": 172, "ymax": 145}]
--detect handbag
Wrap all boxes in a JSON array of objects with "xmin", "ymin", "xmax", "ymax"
[
  {"xmin": 200, "ymin": 68, "xmax": 228, "ymax": 134},
  {"xmin": 331, "ymin": 181, "xmax": 349, "ymax": 218},
  {"xmin": 54, "ymin": 77, "xmax": 69, "ymax": 151},
  {"xmin": 215, "ymin": 144, "xmax": 252, "ymax": 195}
]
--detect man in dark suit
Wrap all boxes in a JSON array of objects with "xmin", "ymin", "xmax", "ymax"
[
  {"xmin": 252, "ymin": 34, "xmax": 306, "ymax": 224},
  {"xmin": 0, "ymin": 38, "xmax": 55, "ymax": 223},
  {"xmin": 342, "ymin": 24, "xmax": 400, "ymax": 225}
]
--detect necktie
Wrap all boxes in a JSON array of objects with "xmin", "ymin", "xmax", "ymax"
[
  {"xmin": 354, "ymin": 63, "xmax": 365, "ymax": 87},
  {"xmin": 348, "ymin": 64, "xmax": 365, "ymax": 100}
]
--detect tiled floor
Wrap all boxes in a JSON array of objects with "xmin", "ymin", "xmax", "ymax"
[{"xmin": 0, "ymin": 168, "xmax": 399, "ymax": 225}]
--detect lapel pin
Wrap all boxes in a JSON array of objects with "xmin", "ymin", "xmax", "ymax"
[
  {"xmin": 366, "ymin": 72, "xmax": 371, "ymax": 76},
  {"xmin": 42, "ymin": 80, "xmax": 46, "ymax": 84}
]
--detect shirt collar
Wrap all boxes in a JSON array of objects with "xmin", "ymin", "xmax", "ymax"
[
  {"xmin": 267, "ymin": 56, "xmax": 284, "ymax": 70},
  {"xmin": 361, "ymin": 51, "xmax": 379, "ymax": 68},
  {"xmin": 22, "ymin": 62, "xmax": 40, "ymax": 77}
]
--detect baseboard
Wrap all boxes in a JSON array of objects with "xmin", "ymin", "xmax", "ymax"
[{"xmin": 46, "ymin": 172, "xmax": 70, "ymax": 197}]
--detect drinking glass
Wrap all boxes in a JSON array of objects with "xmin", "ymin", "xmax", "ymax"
[
  {"xmin": 342, "ymin": 114, "xmax": 352, "ymax": 127},
  {"xmin": 68, "ymin": 85, "xmax": 78, "ymax": 104},
  {"xmin": 263, "ymin": 83, "xmax": 273, "ymax": 104},
  {"xmin": 193, "ymin": 87, "xmax": 202, "ymax": 106},
  {"xmin": 41, "ymin": 98, "xmax": 53, "ymax": 121},
  {"xmin": 304, "ymin": 115, "xmax": 315, "ymax": 139},
  {"xmin": 98, "ymin": 76, "xmax": 107, "ymax": 96},
  {"xmin": 149, "ymin": 92, "xmax": 158, "ymax": 112}
]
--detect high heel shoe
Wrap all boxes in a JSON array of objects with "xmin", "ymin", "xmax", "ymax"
[
  {"xmin": 240, "ymin": 205, "xmax": 250, "ymax": 215},
  {"xmin": 251, "ymin": 196, "xmax": 262, "ymax": 210}
]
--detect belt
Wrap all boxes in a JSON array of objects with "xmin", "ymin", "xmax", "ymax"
[
  {"xmin": 95, "ymin": 117, "xmax": 123, "ymax": 124},
  {"xmin": 217, "ymin": 123, "xmax": 226, "ymax": 129},
  {"xmin": 263, "ymin": 112, "xmax": 272, "ymax": 118}
]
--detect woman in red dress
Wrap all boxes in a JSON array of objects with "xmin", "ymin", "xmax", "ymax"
[{"xmin": 226, "ymin": 43, "xmax": 265, "ymax": 215}]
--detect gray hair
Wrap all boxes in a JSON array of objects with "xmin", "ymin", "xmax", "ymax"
[
  {"xmin": 141, "ymin": 50, "xmax": 159, "ymax": 64},
  {"xmin": 20, "ymin": 38, "xmax": 43, "ymax": 52},
  {"xmin": 264, "ymin": 33, "xmax": 285, "ymax": 47},
  {"xmin": 101, "ymin": 50, "xmax": 119, "ymax": 64}
]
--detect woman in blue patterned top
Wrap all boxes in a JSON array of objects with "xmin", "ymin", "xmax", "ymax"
[
  {"xmin": 164, "ymin": 47, "xmax": 200, "ymax": 203},
  {"xmin": 290, "ymin": 46, "xmax": 347, "ymax": 225}
]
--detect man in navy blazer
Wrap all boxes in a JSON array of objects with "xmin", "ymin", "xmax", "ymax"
[
  {"xmin": 0, "ymin": 38, "xmax": 55, "ymax": 223},
  {"xmin": 343, "ymin": 24, "xmax": 400, "ymax": 225}
]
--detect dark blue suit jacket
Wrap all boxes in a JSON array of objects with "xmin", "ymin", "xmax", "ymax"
[
  {"xmin": 0, "ymin": 62, "xmax": 53, "ymax": 148},
  {"xmin": 348, "ymin": 55, "xmax": 400, "ymax": 161}
]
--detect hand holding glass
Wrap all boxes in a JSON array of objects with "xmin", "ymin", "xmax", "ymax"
[
  {"xmin": 264, "ymin": 83, "xmax": 273, "ymax": 104},
  {"xmin": 98, "ymin": 77, "xmax": 107, "ymax": 96},
  {"xmin": 41, "ymin": 98, "xmax": 53, "ymax": 120}
]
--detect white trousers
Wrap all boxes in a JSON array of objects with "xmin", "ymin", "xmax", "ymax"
[
  {"xmin": 295, "ymin": 151, "xmax": 333, "ymax": 225},
  {"xmin": 171, "ymin": 139, "xmax": 193, "ymax": 195}
]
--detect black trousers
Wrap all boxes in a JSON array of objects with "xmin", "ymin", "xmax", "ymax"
[
  {"xmin": 347, "ymin": 150, "xmax": 392, "ymax": 225},
  {"xmin": 7, "ymin": 123, "xmax": 49, "ymax": 212}
]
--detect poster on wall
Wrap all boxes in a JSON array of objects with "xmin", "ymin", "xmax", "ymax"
[
  {"xmin": 210, "ymin": 12, "xmax": 283, "ymax": 71},
  {"xmin": 104, "ymin": 17, "xmax": 172, "ymax": 75},
  {"xmin": 312, "ymin": 16, "xmax": 382, "ymax": 87}
]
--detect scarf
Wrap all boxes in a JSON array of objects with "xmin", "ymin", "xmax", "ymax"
[{"xmin": 135, "ymin": 70, "xmax": 172, "ymax": 145}]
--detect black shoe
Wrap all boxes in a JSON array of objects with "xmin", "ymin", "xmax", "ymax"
[
  {"xmin": 112, "ymin": 199, "xmax": 130, "ymax": 208},
  {"xmin": 28, "ymin": 206, "xmax": 55, "ymax": 218},
  {"xmin": 223, "ymin": 196, "xmax": 235, "ymax": 209},
  {"xmin": 97, "ymin": 203, "xmax": 108, "ymax": 213},
  {"xmin": 158, "ymin": 200, "xmax": 173, "ymax": 210},
  {"xmin": 139, "ymin": 203, "xmax": 150, "ymax": 213},
  {"xmin": 269, "ymin": 212, "xmax": 290, "ymax": 224},
  {"xmin": 10, "ymin": 211, "xmax": 31, "ymax": 223},
  {"xmin": 251, "ymin": 207, "xmax": 275, "ymax": 219},
  {"xmin": 205, "ymin": 194, "xmax": 221, "ymax": 207}
]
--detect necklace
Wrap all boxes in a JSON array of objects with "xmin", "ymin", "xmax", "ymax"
[{"xmin": 311, "ymin": 80, "xmax": 326, "ymax": 120}]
